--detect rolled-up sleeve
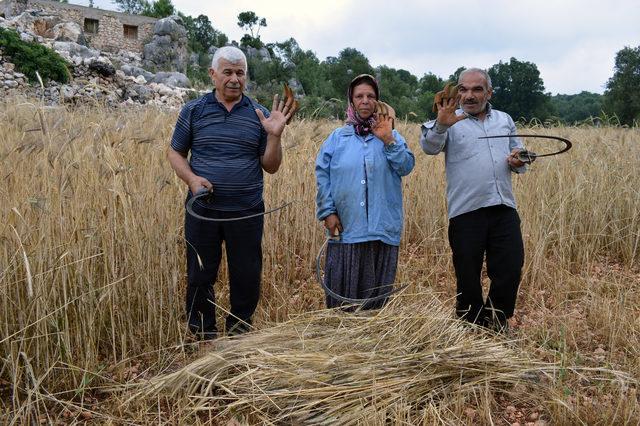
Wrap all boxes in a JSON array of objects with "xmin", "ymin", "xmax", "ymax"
[
  {"xmin": 383, "ymin": 130, "xmax": 415, "ymax": 177},
  {"xmin": 315, "ymin": 133, "xmax": 337, "ymax": 221},
  {"xmin": 419, "ymin": 120, "xmax": 447, "ymax": 155}
]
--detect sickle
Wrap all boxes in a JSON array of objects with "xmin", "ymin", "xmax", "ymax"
[
  {"xmin": 478, "ymin": 134, "xmax": 573, "ymax": 163},
  {"xmin": 316, "ymin": 237, "xmax": 409, "ymax": 306},
  {"xmin": 186, "ymin": 190, "xmax": 292, "ymax": 222}
]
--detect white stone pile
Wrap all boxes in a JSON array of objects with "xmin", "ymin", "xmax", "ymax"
[{"xmin": 0, "ymin": 56, "xmax": 29, "ymax": 90}]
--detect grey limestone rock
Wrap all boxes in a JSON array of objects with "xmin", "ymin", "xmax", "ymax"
[
  {"xmin": 52, "ymin": 22, "xmax": 87, "ymax": 46},
  {"xmin": 53, "ymin": 41, "xmax": 99, "ymax": 60},
  {"xmin": 120, "ymin": 64, "xmax": 155, "ymax": 81},
  {"xmin": 153, "ymin": 71, "xmax": 190, "ymax": 88}
]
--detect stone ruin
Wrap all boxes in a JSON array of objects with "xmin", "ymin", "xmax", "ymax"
[
  {"xmin": 0, "ymin": 1, "xmax": 306, "ymax": 108},
  {"xmin": 0, "ymin": 0, "xmax": 197, "ymax": 108},
  {"xmin": 0, "ymin": 0, "xmax": 156, "ymax": 53}
]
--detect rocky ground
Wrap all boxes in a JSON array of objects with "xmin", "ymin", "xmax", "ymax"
[{"xmin": 0, "ymin": 12, "xmax": 200, "ymax": 108}]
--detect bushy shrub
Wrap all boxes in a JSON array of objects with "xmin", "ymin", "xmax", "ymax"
[
  {"xmin": 297, "ymin": 96, "xmax": 346, "ymax": 120},
  {"xmin": 185, "ymin": 64, "xmax": 210, "ymax": 89},
  {"xmin": 0, "ymin": 27, "xmax": 70, "ymax": 84}
]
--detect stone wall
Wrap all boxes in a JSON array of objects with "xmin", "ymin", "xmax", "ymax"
[
  {"xmin": 0, "ymin": 0, "xmax": 156, "ymax": 53},
  {"xmin": 0, "ymin": 48, "xmax": 29, "ymax": 91}
]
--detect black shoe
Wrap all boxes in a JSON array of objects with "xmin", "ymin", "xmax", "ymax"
[
  {"xmin": 189, "ymin": 328, "xmax": 218, "ymax": 341},
  {"xmin": 485, "ymin": 318, "xmax": 509, "ymax": 334},
  {"xmin": 226, "ymin": 321, "xmax": 252, "ymax": 336},
  {"xmin": 199, "ymin": 331, "xmax": 218, "ymax": 341}
]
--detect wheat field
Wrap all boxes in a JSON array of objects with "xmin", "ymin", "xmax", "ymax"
[{"xmin": 0, "ymin": 97, "xmax": 639, "ymax": 424}]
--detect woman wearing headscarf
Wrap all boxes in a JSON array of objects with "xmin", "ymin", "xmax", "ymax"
[{"xmin": 315, "ymin": 74, "xmax": 415, "ymax": 309}]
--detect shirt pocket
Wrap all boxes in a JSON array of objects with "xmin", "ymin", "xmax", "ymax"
[
  {"xmin": 379, "ymin": 188, "xmax": 402, "ymax": 234},
  {"xmin": 382, "ymin": 201, "xmax": 402, "ymax": 235},
  {"xmin": 446, "ymin": 133, "xmax": 481, "ymax": 163}
]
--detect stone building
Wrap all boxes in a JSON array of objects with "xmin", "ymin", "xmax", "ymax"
[{"xmin": 0, "ymin": 0, "xmax": 157, "ymax": 53}]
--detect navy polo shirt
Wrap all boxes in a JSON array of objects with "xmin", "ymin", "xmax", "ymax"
[{"xmin": 171, "ymin": 91, "xmax": 270, "ymax": 211}]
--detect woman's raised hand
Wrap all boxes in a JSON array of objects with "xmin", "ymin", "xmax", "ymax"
[{"xmin": 372, "ymin": 100, "xmax": 395, "ymax": 144}]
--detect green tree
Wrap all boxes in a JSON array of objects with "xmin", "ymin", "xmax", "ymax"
[
  {"xmin": 142, "ymin": 0, "xmax": 174, "ymax": 18},
  {"xmin": 237, "ymin": 11, "xmax": 266, "ymax": 48},
  {"xmin": 322, "ymin": 48, "xmax": 374, "ymax": 99},
  {"xmin": 0, "ymin": 28, "xmax": 70, "ymax": 83},
  {"xmin": 237, "ymin": 11, "xmax": 267, "ymax": 38},
  {"xmin": 181, "ymin": 14, "xmax": 227, "ymax": 53},
  {"xmin": 273, "ymin": 38, "xmax": 300, "ymax": 62},
  {"xmin": 274, "ymin": 38, "xmax": 327, "ymax": 96},
  {"xmin": 487, "ymin": 57, "xmax": 552, "ymax": 121},
  {"xmin": 247, "ymin": 55, "xmax": 293, "ymax": 86},
  {"xmin": 192, "ymin": 15, "xmax": 216, "ymax": 49},
  {"xmin": 377, "ymin": 66, "xmax": 419, "ymax": 119},
  {"xmin": 240, "ymin": 34, "xmax": 264, "ymax": 49},
  {"xmin": 550, "ymin": 92, "xmax": 604, "ymax": 124},
  {"xmin": 419, "ymin": 72, "xmax": 445, "ymax": 93},
  {"xmin": 603, "ymin": 45, "xmax": 640, "ymax": 125},
  {"xmin": 111, "ymin": 0, "xmax": 146, "ymax": 14},
  {"xmin": 449, "ymin": 66, "xmax": 466, "ymax": 84},
  {"xmin": 416, "ymin": 72, "xmax": 446, "ymax": 120}
]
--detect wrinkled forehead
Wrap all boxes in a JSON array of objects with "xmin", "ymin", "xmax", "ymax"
[
  {"xmin": 217, "ymin": 58, "xmax": 247, "ymax": 72},
  {"xmin": 459, "ymin": 72, "xmax": 489, "ymax": 90}
]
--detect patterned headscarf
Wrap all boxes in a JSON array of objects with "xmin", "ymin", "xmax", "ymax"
[{"xmin": 345, "ymin": 74, "xmax": 380, "ymax": 136}]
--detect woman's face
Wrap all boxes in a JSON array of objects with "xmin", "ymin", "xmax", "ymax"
[{"xmin": 351, "ymin": 83, "xmax": 377, "ymax": 120}]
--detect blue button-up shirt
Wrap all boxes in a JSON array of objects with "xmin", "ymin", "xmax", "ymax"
[
  {"xmin": 315, "ymin": 125, "xmax": 415, "ymax": 246},
  {"xmin": 420, "ymin": 106, "xmax": 526, "ymax": 219}
]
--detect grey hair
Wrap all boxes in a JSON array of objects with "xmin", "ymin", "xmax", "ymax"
[
  {"xmin": 458, "ymin": 68, "xmax": 492, "ymax": 89},
  {"xmin": 211, "ymin": 46, "xmax": 247, "ymax": 71}
]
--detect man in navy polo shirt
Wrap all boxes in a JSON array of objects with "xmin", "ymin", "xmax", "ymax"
[{"xmin": 168, "ymin": 46, "xmax": 295, "ymax": 339}]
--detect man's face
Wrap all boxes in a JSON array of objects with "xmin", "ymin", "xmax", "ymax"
[
  {"xmin": 209, "ymin": 58, "xmax": 247, "ymax": 102},
  {"xmin": 458, "ymin": 72, "xmax": 492, "ymax": 116},
  {"xmin": 351, "ymin": 83, "xmax": 377, "ymax": 120}
]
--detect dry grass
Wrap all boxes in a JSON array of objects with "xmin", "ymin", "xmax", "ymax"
[
  {"xmin": 0, "ymin": 96, "xmax": 639, "ymax": 424},
  {"xmin": 138, "ymin": 294, "xmax": 559, "ymax": 425}
]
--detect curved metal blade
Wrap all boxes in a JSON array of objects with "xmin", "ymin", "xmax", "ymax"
[
  {"xmin": 478, "ymin": 134, "xmax": 572, "ymax": 158},
  {"xmin": 186, "ymin": 190, "xmax": 292, "ymax": 222},
  {"xmin": 315, "ymin": 237, "xmax": 409, "ymax": 306}
]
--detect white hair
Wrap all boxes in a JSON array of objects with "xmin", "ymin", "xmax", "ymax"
[
  {"xmin": 458, "ymin": 67, "xmax": 493, "ymax": 89},
  {"xmin": 211, "ymin": 46, "xmax": 247, "ymax": 71}
]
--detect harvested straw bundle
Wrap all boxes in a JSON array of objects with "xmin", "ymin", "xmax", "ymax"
[{"xmin": 140, "ymin": 292, "xmax": 554, "ymax": 424}]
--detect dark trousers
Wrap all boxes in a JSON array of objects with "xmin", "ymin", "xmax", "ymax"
[
  {"xmin": 448, "ymin": 205, "xmax": 524, "ymax": 325},
  {"xmin": 184, "ymin": 199, "xmax": 264, "ymax": 336}
]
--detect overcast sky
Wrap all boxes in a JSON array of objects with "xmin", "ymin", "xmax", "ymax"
[{"xmin": 81, "ymin": 0, "xmax": 640, "ymax": 95}]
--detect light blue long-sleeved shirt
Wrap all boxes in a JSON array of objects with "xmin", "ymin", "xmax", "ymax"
[
  {"xmin": 420, "ymin": 106, "xmax": 526, "ymax": 219},
  {"xmin": 315, "ymin": 125, "xmax": 415, "ymax": 246}
]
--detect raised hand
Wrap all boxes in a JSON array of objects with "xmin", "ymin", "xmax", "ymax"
[
  {"xmin": 372, "ymin": 100, "xmax": 395, "ymax": 144},
  {"xmin": 255, "ymin": 84, "xmax": 299, "ymax": 137},
  {"xmin": 433, "ymin": 83, "xmax": 467, "ymax": 127}
]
